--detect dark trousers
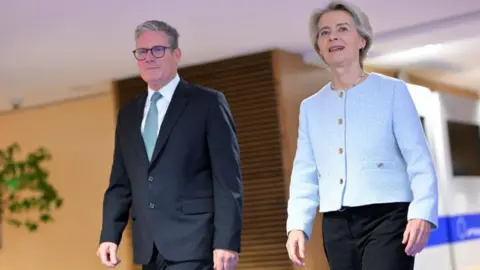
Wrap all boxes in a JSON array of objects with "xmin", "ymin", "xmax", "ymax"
[
  {"xmin": 322, "ymin": 202, "xmax": 415, "ymax": 270},
  {"xmin": 143, "ymin": 244, "xmax": 213, "ymax": 270}
]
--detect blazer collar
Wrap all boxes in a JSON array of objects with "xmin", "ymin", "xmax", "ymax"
[{"xmin": 131, "ymin": 77, "xmax": 192, "ymax": 168}]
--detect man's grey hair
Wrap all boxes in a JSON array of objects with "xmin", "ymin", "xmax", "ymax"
[
  {"xmin": 309, "ymin": 1, "xmax": 373, "ymax": 66},
  {"xmin": 135, "ymin": 20, "xmax": 180, "ymax": 49}
]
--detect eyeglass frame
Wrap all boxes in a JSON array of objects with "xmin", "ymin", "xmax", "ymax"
[{"xmin": 132, "ymin": 45, "xmax": 173, "ymax": 61}]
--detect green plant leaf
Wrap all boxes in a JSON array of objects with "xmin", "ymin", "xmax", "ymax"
[
  {"xmin": 8, "ymin": 201, "xmax": 20, "ymax": 212},
  {"xmin": 1, "ymin": 143, "xmax": 63, "ymax": 233},
  {"xmin": 6, "ymin": 219, "xmax": 22, "ymax": 227},
  {"xmin": 25, "ymin": 221, "xmax": 38, "ymax": 232},
  {"xmin": 5, "ymin": 178, "xmax": 20, "ymax": 192},
  {"xmin": 6, "ymin": 143, "xmax": 20, "ymax": 157},
  {"xmin": 22, "ymin": 199, "xmax": 32, "ymax": 209},
  {"xmin": 40, "ymin": 214, "xmax": 52, "ymax": 223},
  {"xmin": 55, "ymin": 198, "xmax": 63, "ymax": 208}
]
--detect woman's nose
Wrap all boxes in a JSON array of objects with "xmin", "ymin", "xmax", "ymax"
[{"xmin": 328, "ymin": 33, "xmax": 338, "ymax": 41}]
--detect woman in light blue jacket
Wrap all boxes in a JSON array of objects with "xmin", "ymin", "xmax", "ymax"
[{"xmin": 285, "ymin": 1, "xmax": 439, "ymax": 270}]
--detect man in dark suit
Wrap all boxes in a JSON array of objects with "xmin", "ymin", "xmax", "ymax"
[{"xmin": 96, "ymin": 20, "xmax": 243, "ymax": 270}]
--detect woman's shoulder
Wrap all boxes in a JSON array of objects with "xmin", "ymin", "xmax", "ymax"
[
  {"xmin": 367, "ymin": 72, "xmax": 407, "ymax": 90},
  {"xmin": 300, "ymin": 83, "xmax": 331, "ymax": 106}
]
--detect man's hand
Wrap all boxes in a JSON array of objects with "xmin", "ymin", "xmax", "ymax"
[
  {"xmin": 96, "ymin": 242, "xmax": 121, "ymax": 268},
  {"xmin": 286, "ymin": 230, "xmax": 306, "ymax": 267},
  {"xmin": 213, "ymin": 249, "xmax": 238, "ymax": 270},
  {"xmin": 402, "ymin": 219, "xmax": 431, "ymax": 256}
]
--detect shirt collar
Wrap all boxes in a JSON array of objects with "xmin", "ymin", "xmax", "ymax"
[{"xmin": 147, "ymin": 73, "xmax": 180, "ymax": 102}]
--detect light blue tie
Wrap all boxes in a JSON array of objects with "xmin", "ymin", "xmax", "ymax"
[{"xmin": 142, "ymin": 92, "xmax": 162, "ymax": 161}]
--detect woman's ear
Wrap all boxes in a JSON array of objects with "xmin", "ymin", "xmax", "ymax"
[{"xmin": 360, "ymin": 38, "xmax": 367, "ymax": 49}]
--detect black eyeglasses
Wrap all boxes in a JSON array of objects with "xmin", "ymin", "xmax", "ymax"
[{"xmin": 132, "ymin": 45, "xmax": 172, "ymax": 60}]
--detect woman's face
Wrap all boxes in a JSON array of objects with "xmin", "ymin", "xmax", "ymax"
[{"xmin": 316, "ymin": 10, "xmax": 366, "ymax": 67}]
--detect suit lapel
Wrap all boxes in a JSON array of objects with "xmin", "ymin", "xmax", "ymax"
[
  {"xmin": 149, "ymin": 80, "xmax": 191, "ymax": 167},
  {"xmin": 130, "ymin": 93, "xmax": 150, "ymax": 167}
]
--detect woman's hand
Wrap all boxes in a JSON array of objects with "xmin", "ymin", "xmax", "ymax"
[
  {"xmin": 286, "ymin": 230, "xmax": 307, "ymax": 266},
  {"xmin": 402, "ymin": 219, "xmax": 432, "ymax": 256}
]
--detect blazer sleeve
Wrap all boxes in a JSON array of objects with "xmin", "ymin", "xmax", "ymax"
[
  {"xmin": 206, "ymin": 92, "xmax": 243, "ymax": 253},
  {"xmin": 392, "ymin": 81, "xmax": 439, "ymax": 229},
  {"xmin": 100, "ymin": 110, "xmax": 132, "ymax": 244},
  {"xmin": 286, "ymin": 101, "xmax": 319, "ymax": 240}
]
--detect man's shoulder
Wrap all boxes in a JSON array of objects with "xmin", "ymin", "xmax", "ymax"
[
  {"xmin": 183, "ymin": 80, "xmax": 223, "ymax": 99},
  {"xmin": 118, "ymin": 93, "xmax": 144, "ymax": 115},
  {"xmin": 180, "ymin": 80, "xmax": 229, "ymax": 108}
]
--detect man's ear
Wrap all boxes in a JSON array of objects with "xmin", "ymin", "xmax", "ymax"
[{"xmin": 174, "ymin": 48, "xmax": 182, "ymax": 63}]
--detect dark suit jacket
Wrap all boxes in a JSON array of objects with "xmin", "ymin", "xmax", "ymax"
[{"xmin": 99, "ymin": 79, "xmax": 243, "ymax": 264}]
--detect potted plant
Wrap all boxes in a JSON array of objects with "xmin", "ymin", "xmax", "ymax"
[{"xmin": 0, "ymin": 143, "xmax": 63, "ymax": 247}]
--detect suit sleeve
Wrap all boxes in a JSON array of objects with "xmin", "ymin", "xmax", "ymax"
[
  {"xmin": 206, "ymin": 92, "xmax": 243, "ymax": 253},
  {"xmin": 99, "ymin": 110, "xmax": 132, "ymax": 244},
  {"xmin": 392, "ymin": 81, "xmax": 439, "ymax": 229},
  {"xmin": 286, "ymin": 100, "xmax": 319, "ymax": 240}
]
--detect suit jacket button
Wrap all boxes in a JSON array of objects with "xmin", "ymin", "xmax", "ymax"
[{"xmin": 149, "ymin": 203, "xmax": 155, "ymax": 209}]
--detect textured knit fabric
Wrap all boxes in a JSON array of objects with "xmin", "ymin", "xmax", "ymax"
[{"xmin": 286, "ymin": 72, "xmax": 438, "ymax": 239}]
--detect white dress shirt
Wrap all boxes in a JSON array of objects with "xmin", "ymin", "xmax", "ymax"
[{"xmin": 141, "ymin": 74, "xmax": 180, "ymax": 136}]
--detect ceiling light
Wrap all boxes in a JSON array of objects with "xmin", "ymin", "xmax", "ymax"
[{"xmin": 368, "ymin": 44, "xmax": 444, "ymax": 65}]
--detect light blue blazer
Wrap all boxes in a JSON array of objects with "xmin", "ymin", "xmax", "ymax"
[{"xmin": 286, "ymin": 73, "xmax": 439, "ymax": 239}]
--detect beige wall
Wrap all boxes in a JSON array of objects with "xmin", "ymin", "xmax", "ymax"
[
  {"xmin": 0, "ymin": 90, "xmax": 133, "ymax": 270},
  {"xmin": 272, "ymin": 49, "xmax": 332, "ymax": 270}
]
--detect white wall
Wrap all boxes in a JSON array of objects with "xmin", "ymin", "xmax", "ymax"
[
  {"xmin": 438, "ymin": 93, "xmax": 480, "ymax": 270},
  {"xmin": 407, "ymin": 84, "xmax": 480, "ymax": 270}
]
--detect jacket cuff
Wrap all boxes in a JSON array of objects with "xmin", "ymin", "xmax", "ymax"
[
  {"xmin": 213, "ymin": 230, "xmax": 241, "ymax": 253},
  {"xmin": 99, "ymin": 230, "xmax": 122, "ymax": 245},
  {"xmin": 286, "ymin": 220, "xmax": 314, "ymax": 240},
  {"xmin": 407, "ymin": 201, "xmax": 439, "ymax": 230}
]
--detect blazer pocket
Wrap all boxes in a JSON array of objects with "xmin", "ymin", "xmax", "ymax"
[
  {"xmin": 182, "ymin": 198, "xmax": 214, "ymax": 214},
  {"xmin": 360, "ymin": 160, "xmax": 396, "ymax": 171}
]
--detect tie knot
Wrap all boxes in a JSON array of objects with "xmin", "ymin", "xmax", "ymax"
[{"xmin": 151, "ymin": 92, "xmax": 162, "ymax": 103}]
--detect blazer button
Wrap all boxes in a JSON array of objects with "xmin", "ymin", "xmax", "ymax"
[{"xmin": 149, "ymin": 203, "xmax": 155, "ymax": 209}]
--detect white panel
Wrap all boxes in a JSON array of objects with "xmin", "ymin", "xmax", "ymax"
[
  {"xmin": 451, "ymin": 241, "xmax": 480, "ymax": 270},
  {"xmin": 439, "ymin": 93, "xmax": 480, "ymax": 215},
  {"xmin": 415, "ymin": 245, "xmax": 453, "ymax": 270},
  {"xmin": 406, "ymin": 88, "xmax": 480, "ymax": 269},
  {"xmin": 406, "ymin": 82, "xmax": 434, "ymax": 117}
]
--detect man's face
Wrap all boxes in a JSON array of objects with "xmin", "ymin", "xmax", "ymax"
[{"xmin": 134, "ymin": 31, "xmax": 181, "ymax": 89}]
